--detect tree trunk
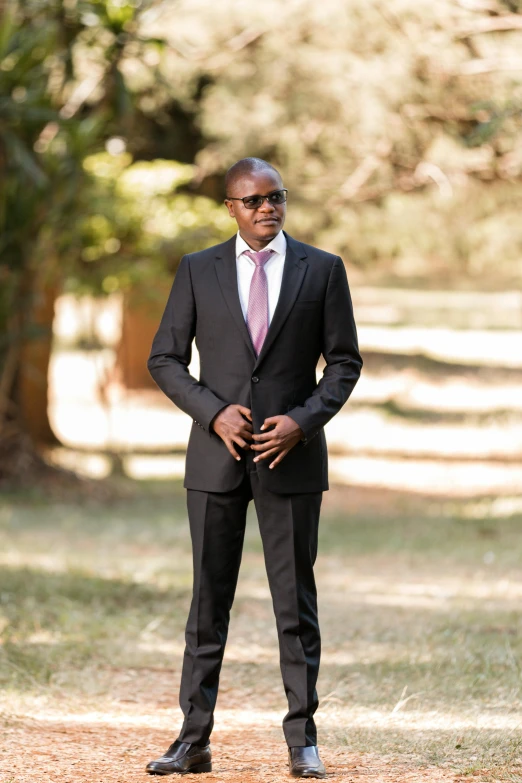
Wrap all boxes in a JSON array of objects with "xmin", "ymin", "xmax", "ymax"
[
  {"xmin": 17, "ymin": 282, "xmax": 59, "ymax": 445},
  {"xmin": 116, "ymin": 284, "xmax": 170, "ymax": 390},
  {"xmin": 0, "ymin": 268, "xmax": 60, "ymax": 485}
]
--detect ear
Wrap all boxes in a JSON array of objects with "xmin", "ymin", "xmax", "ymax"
[{"xmin": 224, "ymin": 199, "xmax": 236, "ymax": 219}]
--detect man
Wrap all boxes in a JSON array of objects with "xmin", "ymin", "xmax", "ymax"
[{"xmin": 146, "ymin": 158, "xmax": 362, "ymax": 778}]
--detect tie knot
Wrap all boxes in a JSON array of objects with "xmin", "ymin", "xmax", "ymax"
[{"xmin": 243, "ymin": 249, "xmax": 274, "ymax": 267}]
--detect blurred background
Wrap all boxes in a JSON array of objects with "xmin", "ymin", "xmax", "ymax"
[{"xmin": 1, "ymin": 2, "xmax": 522, "ymax": 782}]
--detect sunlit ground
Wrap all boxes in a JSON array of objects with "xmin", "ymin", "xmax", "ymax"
[{"xmin": 1, "ymin": 485, "xmax": 521, "ymax": 782}]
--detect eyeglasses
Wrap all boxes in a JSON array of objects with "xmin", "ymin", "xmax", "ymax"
[{"xmin": 225, "ymin": 189, "xmax": 288, "ymax": 210}]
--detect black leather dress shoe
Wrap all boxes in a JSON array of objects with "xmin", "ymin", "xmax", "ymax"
[
  {"xmin": 288, "ymin": 745, "xmax": 326, "ymax": 778},
  {"xmin": 146, "ymin": 740, "xmax": 212, "ymax": 775}
]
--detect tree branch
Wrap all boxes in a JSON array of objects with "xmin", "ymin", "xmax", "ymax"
[
  {"xmin": 339, "ymin": 141, "xmax": 392, "ymax": 200},
  {"xmin": 455, "ymin": 0, "xmax": 501, "ymax": 10},
  {"xmin": 457, "ymin": 15, "xmax": 522, "ymax": 37},
  {"xmin": 458, "ymin": 57, "xmax": 522, "ymax": 75}
]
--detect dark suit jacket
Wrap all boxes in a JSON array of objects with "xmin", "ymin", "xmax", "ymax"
[{"xmin": 147, "ymin": 232, "xmax": 362, "ymax": 494}]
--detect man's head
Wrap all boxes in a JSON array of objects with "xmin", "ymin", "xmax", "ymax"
[{"xmin": 224, "ymin": 157, "xmax": 287, "ymax": 248}]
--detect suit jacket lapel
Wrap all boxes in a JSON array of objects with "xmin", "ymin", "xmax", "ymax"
[
  {"xmin": 214, "ymin": 233, "xmax": 309, "ymax": 367},
  {"xmin": 253, "ymin": 234, "xmax": 308, "ymax": 370},
  {"xmin": 214, "ymin": 235, "xmax": 257, "ymax": 359}
]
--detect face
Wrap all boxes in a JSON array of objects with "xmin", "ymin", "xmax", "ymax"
[{"xmin": 225, "ymin": 169, "xmax": 286, "ymax": 247}]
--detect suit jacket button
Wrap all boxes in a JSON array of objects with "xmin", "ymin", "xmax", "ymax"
[{"xmin": 251, "ymin": 376, "xmax": 259, "ymax": 383}]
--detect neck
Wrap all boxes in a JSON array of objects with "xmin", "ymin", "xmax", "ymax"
[{"xmin": 239, "ymin": 232, "xmax": 277, "ymax": 252}]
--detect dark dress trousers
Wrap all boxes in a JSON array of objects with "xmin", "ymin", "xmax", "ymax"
[{"xmin": 148, "ymin": 232, "xmax": 362, "ymax": 747}]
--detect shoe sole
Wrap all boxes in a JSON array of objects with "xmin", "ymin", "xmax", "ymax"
[
  {"xmin": 290, "ymin": 771, "xmax": 326, "ymax": 779},
  {"xmin": 147, "ymin": 762, "xmax": 212, "ymax": 775}
]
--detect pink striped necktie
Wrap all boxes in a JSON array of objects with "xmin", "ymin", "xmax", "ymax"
[{"xmin": 243, "ymin": 249, "xmax": 274, "ymax": 356}]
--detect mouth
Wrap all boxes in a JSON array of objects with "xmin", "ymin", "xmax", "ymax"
[{"xmin": 256, "ymin": 217, "xmax": 280, "ymax": 225}]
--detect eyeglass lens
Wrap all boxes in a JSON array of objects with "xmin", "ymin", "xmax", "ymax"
[{"xmin": 243, "ymin": 190, "xmax": 287, "ymax": 209}]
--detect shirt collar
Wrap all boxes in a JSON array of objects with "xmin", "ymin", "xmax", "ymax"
[{"xmin": 236, "ymin": 230, "xmax": 287, "ymax": 260}]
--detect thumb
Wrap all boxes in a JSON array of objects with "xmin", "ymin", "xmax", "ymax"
[
  {"xmin": 261, "ymin": 416, "xmax": 279, "ymax": 431},
  {"xmin": 237, "ymin": 405, "xmax": 252, "ymax": 420}
]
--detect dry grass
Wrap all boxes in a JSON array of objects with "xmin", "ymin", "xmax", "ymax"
[{"xmin": 1, "ymin": 480, "xmax": 521, "ymax": 782}]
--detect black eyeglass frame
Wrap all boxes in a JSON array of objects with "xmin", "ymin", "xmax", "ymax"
[{"xmin": 224, "ymin": 189, "xmax": 288, "ymax": 209}]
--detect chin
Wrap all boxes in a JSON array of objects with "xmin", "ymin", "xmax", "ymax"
[{"xmin": 256, "ymin": 222, "xmax": 281, "ymax": 236}]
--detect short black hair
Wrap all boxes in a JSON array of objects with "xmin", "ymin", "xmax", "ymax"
[{"xmin": 225, "ymin": 157, "xmax": 281, "ymax": 197}]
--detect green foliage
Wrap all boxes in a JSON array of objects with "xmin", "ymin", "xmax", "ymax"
[
  {"xmin": 143, "ymin": 0, "xmax": 522, "ymax": 281},
  {"xmin": 67, "ymin": 154, "xmax": 232, "ymax": 295},
  {"xmin": 0, "ymin": 0, "xmax": 230, "ymax": 399},
  {"xmin": 320, "ymin": 181, "xmax": 522, "ymax": 283},
  {"xmin": 0, "ymin": 2, "xmax": 100, "ymax": 367}
]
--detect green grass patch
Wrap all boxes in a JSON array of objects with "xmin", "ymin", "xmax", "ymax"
[{"xmin": 0, "ymin": 479, "xmax": 521, "ymax": 781}]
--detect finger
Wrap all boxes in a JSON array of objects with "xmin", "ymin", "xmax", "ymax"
[
  {"xmin": 260, "ymin": 415, "xmax": 281, "ymax": 431},
  {"xmin": 233, "ymin": 436, "xmax": 250, "ymax": 450},
  {"xmin": 243, "ymin": 421, "xmax": 254, "ymax": 432},
  {"xmin": 237, "ymin": 406, "xmax": 252, "ymax": 421},
  {"xmin": 251, "ymin": 431, "xmax": 274, "ymax": 442},
  {"xmin": 225, "ymin": 439, "xmax": 242, "ymax": 461},
  {"xmin": 269, "ymin": 448, "xmax": 290, "ymax": 469},
  {"xmin": 250, "ymin": 439, "xmax": 278, "ymax": 452},
  {"xmin": 253, "ymin": 446, "xmax": 280, "ymax": 462}
]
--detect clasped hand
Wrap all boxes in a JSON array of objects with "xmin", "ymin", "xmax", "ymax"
[{"xmin": 211, "ymin": 404, "xmax": 304, "ymax": 469}]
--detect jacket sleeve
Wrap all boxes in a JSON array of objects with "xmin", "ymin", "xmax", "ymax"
[
  {"xmin": 147, "ymin": 255, "xmax": 228, "ymax": 431},
  {"xmin": 286, "ymin": 256, "xmax": 362, "ymax": 442}
]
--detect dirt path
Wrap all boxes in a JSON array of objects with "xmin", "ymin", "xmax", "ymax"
[
  {"xmin": 2, "ymin": 666, "xmax": 484, "ymax": 783},
  {"xmin": 4, "ymin": 712, "xmax": 465, "ymax": 783}
]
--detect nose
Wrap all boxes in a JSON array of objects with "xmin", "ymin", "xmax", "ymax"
[{"xmin": 259, "ymin": 197, "xmax": 275, "ymax": 212}]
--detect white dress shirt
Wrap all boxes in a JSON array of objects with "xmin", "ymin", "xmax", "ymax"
[{"xmin": 235, "ymin": 230, "xmax": 287, "ymax": 324}]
